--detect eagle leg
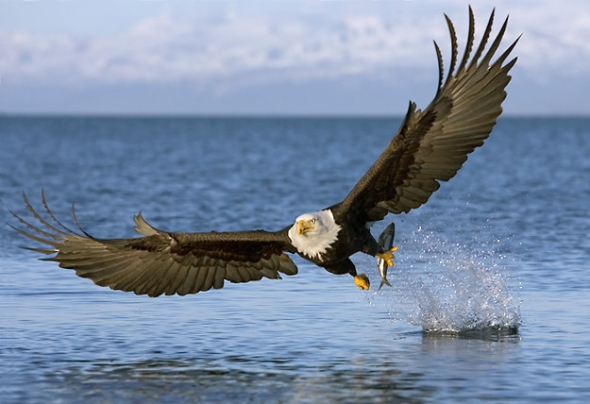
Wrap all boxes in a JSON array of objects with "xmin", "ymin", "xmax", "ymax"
[{"xmin": 324, "ymin": 258, "xmax": 370, "ymax": 290}]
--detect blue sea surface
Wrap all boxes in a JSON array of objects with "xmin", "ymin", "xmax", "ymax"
[{"xmin": 1, "ymin": 116, "xmax": 589, "ymax": 403}]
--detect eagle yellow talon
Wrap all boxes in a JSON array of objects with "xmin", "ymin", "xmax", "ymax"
[
  {"xmin": 377, "ymin": 246, "xmax": 398, "ymax": 267},
  {"xmin": 354, "ymin": 274, "xmax": 370, "ymax": 290}
]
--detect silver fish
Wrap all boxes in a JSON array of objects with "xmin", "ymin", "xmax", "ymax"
[{"xmin": 376, "ymin": 223, "xmax": 395, "ymax": 290}]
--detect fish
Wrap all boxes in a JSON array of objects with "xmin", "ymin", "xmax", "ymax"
[{"xmin": 376, "ymin": 223, "xmax": 396, "ymax": 290}]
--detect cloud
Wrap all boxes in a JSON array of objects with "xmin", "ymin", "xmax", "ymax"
[
  {"xmin": 1, "ymin": 1, "xmax": 589, "ymax": 115},
  {"xmin": 506, "ymin": 2, "xmax": 590, "ymax": 78},
  {"xmin": 0, "ymin": 6, "xmax": 512, "ymax": 88}
]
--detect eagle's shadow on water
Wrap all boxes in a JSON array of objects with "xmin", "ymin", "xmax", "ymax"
[
  {"xmin": 44, "ymin": 332, "xmax": 519, "ymax": 404},
  {"xmin": 46, "ymin": 355, "xmax": 434, "ymax": 404},
  {"xmin": 31, "ymin": 324, "xmax": 520, "ymax": 403}
]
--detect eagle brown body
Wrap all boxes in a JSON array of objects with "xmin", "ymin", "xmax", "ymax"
[{"xmin": 10, "ymin": 8, "xmax": 519, "ymax": 297}]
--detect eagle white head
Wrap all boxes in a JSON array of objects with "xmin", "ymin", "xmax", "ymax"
[{"xmin": 288, "ymin": 209, "xmax": 341, "ymax": 260}]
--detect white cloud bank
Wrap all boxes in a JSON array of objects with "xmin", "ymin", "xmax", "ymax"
[
  {"xmin": 1, "ymin": 1, "xmax": 589, "ymax": 114},
  {"xmin": 3, "ymin": 2, "xmax": 588, "ymax": 85},
  {"xmin": 2, "ymin": 13, "xmax": 438, "ymax": 87}
]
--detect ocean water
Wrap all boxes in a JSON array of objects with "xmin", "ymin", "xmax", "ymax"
[{"xmin": 1, "ymin": 116, "xmax": 589, "ymax": 403}]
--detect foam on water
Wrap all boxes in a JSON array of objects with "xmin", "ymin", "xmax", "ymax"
[{"xmin": 376, "ymin": 226, "xmax": 521, "ymax": 335}]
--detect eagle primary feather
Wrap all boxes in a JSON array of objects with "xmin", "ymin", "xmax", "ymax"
[{"xmin": 10, "ymin": 8, "xmax": 519, "ymax": 296}]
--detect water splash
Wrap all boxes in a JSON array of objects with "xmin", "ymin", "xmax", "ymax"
[{"xmin": 379, "ymin": 227, "xmax": 521, "ymax": 335}]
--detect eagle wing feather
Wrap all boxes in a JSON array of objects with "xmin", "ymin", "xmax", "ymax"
[
  {"xmin": 336, "ymin": 7, "xmax": 519, "ymax": 222},
  {"xmin": 10, "ymin": 192, "xmax": 297, "ymax": 297}
]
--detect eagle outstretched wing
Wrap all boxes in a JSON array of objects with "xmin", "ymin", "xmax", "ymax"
[
  {"xmin": 10, "ymin": 192, "xmax": 297, "ymax": 297},
  {"xmin": 336, "ymin": 7, "xmax": 519, "ymax": 222}
]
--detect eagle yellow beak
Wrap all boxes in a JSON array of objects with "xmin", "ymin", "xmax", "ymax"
[{"xmin": 297, "ymin": 219, "xmax": 314, "ymax": 235}]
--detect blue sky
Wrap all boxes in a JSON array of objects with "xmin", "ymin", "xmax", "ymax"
[{"xmin": 1, "ymin": 0, "xmax": 589, "ymax": 116}]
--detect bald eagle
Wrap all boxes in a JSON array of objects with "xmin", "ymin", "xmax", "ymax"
[{"xmin": 10, "ymin": 8, "xmax": 518, "ymax": 297}]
